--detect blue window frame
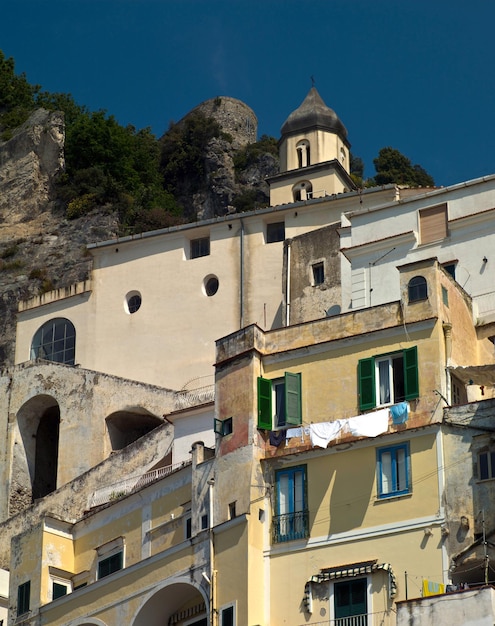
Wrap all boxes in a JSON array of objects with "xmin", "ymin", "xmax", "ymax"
[
  {"xmin": 377, "ymin": 443, "xmax": 410, "ymax": 498},
  {"xmin": 273, "ymin": 465, "xmax": 308, "ymax": 542}
]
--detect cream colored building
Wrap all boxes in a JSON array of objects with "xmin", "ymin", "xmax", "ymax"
[{"xmin": 2, "ymin": 88, "xmax": 495, "ymax": 625}]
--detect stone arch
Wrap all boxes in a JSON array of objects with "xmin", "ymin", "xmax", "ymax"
[
  {"xmin": 296, "ymin": 139, "xmax": 311, "ymax": 168},
  {"xmin": 67, "ymin": 617, "xmax": 107, "ymax": 626},
  {"xmin": 105, "ymin": 407, "xmax": 163, "ymax": 452},
  {"xmin": 13, "ymin": 395, "xmax": 61, "ymax": 508},
  {"xmin": 292, "ymin": 180, "xmax": 313, "ymax": 202},
  {"xmin": 132, "ymin": 578, "xmax": 208, "ymax": 626}
]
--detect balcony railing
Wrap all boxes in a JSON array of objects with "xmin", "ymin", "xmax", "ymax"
[
  {"xmin": 300, "ymin": 612, "xmax": 391, "ymax": 626},
  {"xmin": 89, "ymin": 460, "xmax": 191, "ymax": 508},
  {"xmin": 272, "ymin": 510, "xmax": 309, "ymax": 543}
]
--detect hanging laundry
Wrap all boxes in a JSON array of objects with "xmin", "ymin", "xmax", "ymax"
[
  {"xmin": 269, "ymin": 430, "xmax": 286, "ymax": 447},
  {"xmin": 390, "ymin": 401, "xmax": 409, "ymax": 425},
  {"xmin": 309, "ymin": 420, "xmax": 343, "ymax": 448},
  {"xmin": 346, "ymin": 408, "xmax": 389, "ymax": 437},
  {"xmin": 286, "ymin": 427, "xmax": 305, "ymax": 440}
]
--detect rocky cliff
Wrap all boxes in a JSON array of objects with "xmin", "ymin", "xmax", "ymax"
[
  {"xmin": 0, "ymin": 109, "xmax": 119, "ymax": 366},
  {"xmin": 0, "ymin": 99, "xmax": 279, "ymax": 368}
]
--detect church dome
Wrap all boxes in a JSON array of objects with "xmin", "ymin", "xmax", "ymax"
[{"xmin": 281, "ymin": 87, "xmax": 348, "ymax": 139}]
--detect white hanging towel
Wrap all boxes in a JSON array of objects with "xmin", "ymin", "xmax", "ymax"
[
  {"xmin": 346, "ymin": 408, "xmax": 389, "ymax": 437},
  {"xmin": 309, "ymin": 420, "xmax": 344, "ymax": 448}
]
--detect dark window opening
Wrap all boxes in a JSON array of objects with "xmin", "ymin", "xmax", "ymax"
[
  {"xmin": 127, "ymin": 294, "xmax": 142, "ymax": 313},
  {"xmin": 205, "ymin": 276, "xmax": 219, "ymax": 296},
  {"xmin": 443, "ymin": 263, "xmax": 456, "ymax": 279},
  {"xmin": 52, "ymin": 582, "xmax": 68, "ymax": 600},
  {"xmin": 334, "ymin": 578, "xmax": 367, "ymax": 622},
  {"xmin": 185, "ymin": 516, "xmax": 192, "ymax": 539},
  {"xmin": 479, "ymin": 450, "xmax": 495, "ymax": 480},
  {"xmin": 98, "ymin": 552, "xmax": 123, "ymax": 579},
  {"xmin": 33, "ymin": 405, "xmax": 60, "ymax": 501},
  {"xmin": 31, "ymin": 318, "xmax": 76, "ymax": 365},
  {"xmin": 408, "ymin": 276, "xmax": 427, "ymax": 302},
  {"xmin": 191, "ymin": 237, "xmax": 210, "ymax": 258},
  {"xmin": 266, "ymin": 222, "xmax": 285, "ymax": 243},
  {"xmin": 221, "ymin": 605, "xmax": 235, "ymax": 626},
  {"xmin": 312, "ymin": 262, "xmax": 325, "ymax": 286},
  {"xmin": 17, "ymin": 581, "xmax": 30, "ymax": 616}
]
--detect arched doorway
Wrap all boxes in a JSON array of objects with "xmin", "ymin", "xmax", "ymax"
[
  {"xmin": 133, "ymin": 581, "xmax": 208, "ymax": 626},
  {"xmin": 14, "ymin": 395, "xmax": 61, "ymax": 508},
  {"xmin": 106, "ymin": 408, "xmax": 163, "ymax": 452}
]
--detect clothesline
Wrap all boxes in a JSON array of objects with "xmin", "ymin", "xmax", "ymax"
[{"xmin": 271, "ymin": 402, "xmax": 409, "ymax": 449}]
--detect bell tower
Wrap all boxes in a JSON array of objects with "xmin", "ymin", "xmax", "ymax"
[{"xmin": 267, "ymin": 87, "xmax": 355, "ymax": 205}]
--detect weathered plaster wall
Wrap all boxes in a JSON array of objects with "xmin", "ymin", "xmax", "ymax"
[
  {"xmin": 0, "ymin": 420, "xmax": 173, "ymax": 570},
  {"xmin": 286, "ymin": 223, "xmax": 342, "ymax": 325},
  {"xmin": 0, "ymin": 361, "xmax": 176, "ymax": 521}
]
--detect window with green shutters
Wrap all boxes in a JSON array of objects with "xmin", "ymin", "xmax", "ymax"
[
  {"xmin": 358, "ymin": 347, "xmax": 419, "ymax": 411},
  {"xmin": 257, "ymin": 372, "xmax": 302, "ymax": 429}
]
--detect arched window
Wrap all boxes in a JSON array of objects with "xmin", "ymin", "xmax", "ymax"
[
  {"xmin": 292, "ymin": 181, "xmax": 313, "ymax": 202},
  {"xmin": 408, "ymin": 276, "xmax": 428, "ymax": 302},
  {"xmin": 296, "ymin": 140, "xmax": 311, "ymax": 168},
  {"xmin": 31, "ymin": 318, "xmax": 76, "ymax": 365}
]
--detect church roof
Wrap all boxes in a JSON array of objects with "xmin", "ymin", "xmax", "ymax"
[{"xmin": 281, "ymin": 87, "xmax": 348, "ymax": 139}]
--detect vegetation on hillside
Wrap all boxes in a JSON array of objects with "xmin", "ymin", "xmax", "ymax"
[
  {"xmin": 350, "ymin": 147, "xmax": 434, "ymax": 188},
  {"xmin": 0, "ymin": 49, "xmax": 436, "ymax": 231}
]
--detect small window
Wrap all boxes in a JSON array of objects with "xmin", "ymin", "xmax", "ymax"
[
  {"xmin": 185, "ymin": 514, "xmax": 192, "ymax": 539},
  {"xmin": 204, "ymin": 275, "xmax": 219, "ymax": 297},
  {"xmin": 191, "ymin": 237, "xmax": 210, "ymax": 259},
  {"xmin": 30, "ymin": 318, "xmax": 76, "ymax": 365},
  {"xmin": 377, "ymin": 443, "xmax": 410, "ymax": 498},
  {"xmin": 292, "ymin": 181, "xmax": 313, "ymax": 202},
  {"xmin": 443, "ymin": 263, "xmax": 456, "ymax": 279},
  {"xmin": 125, "ymin": 291, "xmax": 142, "ymax": 314},
  {"xmin": 266, "ymin": 222, "xmax": 285, "ymax": 243},
  {"xmin": 479, "ymin": 450, "xmax": 495, "ymax": 480},
  {"xmin": 408, "ymin": 276, "xmax": 427, "ymax": 302},
  {"xmin": 220, "ymin": 604, "xmax": 236, "ymax": 626},
  {"xmin": 228, "ymin": 502, "xmax": 236, "ymax": 519},
  {"xmin": 52, "ymin": 580, "xmax": 70, "ymax": 600},
  {"xmin": 358, "ymin": 347, "xmax": 419, "ymax": 411},
  {"xmin": 97, "ymin": 552, "xmax": 123, "ymax": 579},
  {"xmin": 257, "ymin": 372, "xmax": 302, "ymax": 429},
  {"xmin": 419, "ymin": 204, "xmax": 448, "ymax": 244},
  {"xmin": 273, "ymin": 466, "xmax": 308, "ymax": 542},
  {"xmin": 214, "ymin": 417, "xmax": 233, "ymax": 436},
  {"xmin": 17, "ymin": 580, "xmax": 30, "ymax": 616},
  {"xmin": 312, "ymin": 262, "xmax": 325, "ymax": 286},
  {"xmin": 201, "ymin": 514, "xmax": 209, "ymax": 529}
]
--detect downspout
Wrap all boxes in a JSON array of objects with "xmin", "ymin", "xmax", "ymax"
[
  {"xmin": 239, "ymin": 219, "xmax": 245, "ymax": 329},
  {"xmin": 208, "ymin": 476, "xmax": 216, "ymax": 626},
  {"xmin": 286, "ymin": 240, "xmax": 291, "ymax": 326},
  {"xmin": 443, "ymin": 323, "xmax": 453, "ymax": 405}
]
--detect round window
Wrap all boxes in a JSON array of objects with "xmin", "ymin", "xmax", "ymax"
[
  {"xmin": 204, "ymin": 275, "xmax": 219, "ymax": 297},
  {"xmin": 125, "ymin": 291, "xmax": 142, "ymax": 314}
]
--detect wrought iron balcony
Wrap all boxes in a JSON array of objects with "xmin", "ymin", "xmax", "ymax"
[{"xmin": 272, "ymin": 509, "xmax": 309, "ymax": 543}]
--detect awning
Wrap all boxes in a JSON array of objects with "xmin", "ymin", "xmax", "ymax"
[
  {"xmin": 449, "ymin": 365, "xmax": 495, "ymax": 386},
  {"xmin": 303, "ymin": 560, "xmax": 397, "ymax": 614}
]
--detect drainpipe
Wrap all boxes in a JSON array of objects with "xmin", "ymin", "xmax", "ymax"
[
  {"xmin": 286, "ymin": 240, "xmax": 292, "ymax": 326},
  {"xmin": 239, "ymin": 219, "xmax": 245, "ymax": 329},
  {"xmin": 443, "ymin": 323, "xmax": 453, "ymax": 404},
  {"xmin": 208, "ymin": 476, "xmax": 216, "ymax": 626}
]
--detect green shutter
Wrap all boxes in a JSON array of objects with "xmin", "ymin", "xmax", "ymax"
[
  {"xmin": 285, "ymin": 372, "xmax": 302, "ymax": 425},
  {"xmin": 404, "ymin": 346, "xmax": 419, "ymax": 400},
  {"xmin": 258, "ymin": 377, "xmax": 272, "ymax": 429},
  {"xmin": 358, "ymin": 357, "xmax": 376, "ymax": 411}
]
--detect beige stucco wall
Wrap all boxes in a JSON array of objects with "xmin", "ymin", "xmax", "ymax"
[
  {"xmin": 14, "ymin": 190, "xmax": 396, "ymax": 392},
  {"xmin": 279, "ymin": 128, "xmax": 349, "ymax": 174}
]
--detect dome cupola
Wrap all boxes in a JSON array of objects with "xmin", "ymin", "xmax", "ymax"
[{"xmin": 281, "ymin": 87, "xmax": 348, "ymax": 140}]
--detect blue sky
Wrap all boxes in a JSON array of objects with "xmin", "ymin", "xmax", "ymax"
[{"xmin": 2, "ymin": 0, "xmax": 494, "ymax": 186}]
